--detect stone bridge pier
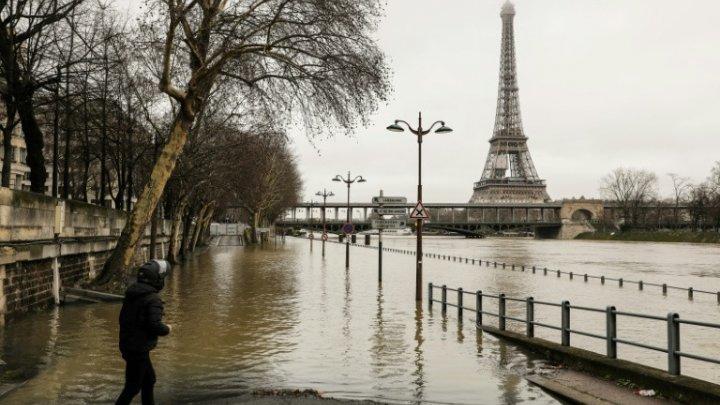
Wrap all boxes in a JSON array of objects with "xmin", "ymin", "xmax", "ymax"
[{"xmin": 536, "ymin": 199, "xmax": 603, "ymax": 239}]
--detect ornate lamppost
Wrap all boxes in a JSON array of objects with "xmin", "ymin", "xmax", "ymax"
[
  {"xmin": 316, "ymin": 188, "xmax": 335, "ymax": 257},
  {"xmin": 387, "ymin": 112, "xmax": 452, "ymax": 301},
  {"xmin": 332, "ymin": 171, "xmax": 366, "ymax": 268}
]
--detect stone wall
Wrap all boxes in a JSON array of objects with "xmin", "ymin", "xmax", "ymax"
[
  {"xmin": 559, "ymin": 199, "xmax": 604, "ymax": 221},
  {"xmin": 1, "ymin": 258, "xmax": 54, "ymax": 315},
  {"xmin": 0, "ymin": 188, "xmax": 175, "ymax": 324}
]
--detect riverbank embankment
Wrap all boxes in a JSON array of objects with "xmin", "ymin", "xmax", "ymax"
[
  {"xmin": 0, "ymin": 188, "xmax": 171, "ymax": 324},
  {"xmin": 577, "ymin": 231, "xmax": 720, "ymax": 244}
]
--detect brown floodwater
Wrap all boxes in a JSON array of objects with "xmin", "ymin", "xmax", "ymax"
[{"xmin": 1, "ymin": 236, "xmax": 719, "ymax": 404}]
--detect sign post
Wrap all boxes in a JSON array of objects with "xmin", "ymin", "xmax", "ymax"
[
  {"xmin": 372, "ymin": 192, "xmax": 408, "ymax": 283},
  {"xmin": 376, "ymin": 191, "xmax": 384, "ymax": 283},
  {"xmin": 371, "ymin": 196, "xmax": 407, "ymax": 204},
  {"xmin": 308, "ymin": 202, "xmax": 315, "ymax": 251}
]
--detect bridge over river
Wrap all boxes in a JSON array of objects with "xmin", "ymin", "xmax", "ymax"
[{"xmin": 278, "ymin": 200, "xmax": 614, "ymax": 239}]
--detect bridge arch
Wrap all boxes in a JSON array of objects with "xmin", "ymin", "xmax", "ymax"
[
  {"xmin": 571, "ymin": 208, "xmax": 593, "ymax": 221},
  {"xmin": 559, "ymin": 199, "xmax": 604, "ymax": 222}
]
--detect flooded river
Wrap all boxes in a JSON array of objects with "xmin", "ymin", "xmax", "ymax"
[{"xmin": 1, "ymin": 236, "xmax": 719, "ymax": 403}]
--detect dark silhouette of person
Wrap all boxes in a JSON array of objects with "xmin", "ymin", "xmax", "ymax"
[{"xmin": 115, "ymin": 260, "xmax": 171, "ymax": 405}]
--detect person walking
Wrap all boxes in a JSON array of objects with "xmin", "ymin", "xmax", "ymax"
[{"xmin": 116, "ymin": 260, "xmax": 172, "ymax": 405}]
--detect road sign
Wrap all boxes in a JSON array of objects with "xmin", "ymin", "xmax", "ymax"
[
  {"xmin": 409, "ymin": 201, "xmax": 430, "ymax": 220},
  {"xmin": 372, "ymin": 196, "xmax": 407, "ymax": 204},
  {"xmin": 373, "ymin": 207, "xmax": 407, "ymax": 215},
  {"xmin": 321, "ymin": 233, "xmax": 328, "ymax": 241},
  {"xmin": 341, "ymin": 223, "xmax": 355, "ymax": 234},
  {"xmin": 372, "ymin": 219, "xmax": 407, "ymax": 229},
  {"xmin": 309, "ymin": 233, "xmax": 315, "ymax": 239}
]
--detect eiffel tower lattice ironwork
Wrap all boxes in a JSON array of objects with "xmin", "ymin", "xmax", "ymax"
[{"xmin": 470, "ymin": 1, "xmax": 550, "ymax": 203}]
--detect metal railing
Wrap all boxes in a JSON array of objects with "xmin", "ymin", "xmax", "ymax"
[
  {"xmin": 421, "ymin": 252, "xmax": 720, "ymax": 303},
  {"xmin": 301, "ymin": 236, "xmax": 720, "ymax": 302},
  {"xmin": 428, "ymin": 283, "xmax": 720, "ymax": 377}
]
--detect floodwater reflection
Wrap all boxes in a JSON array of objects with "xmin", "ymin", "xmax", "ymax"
[
  {"xmin": 413, "ymin": 303, "xmax": 425, "ymax": 402},
  {"xmin": 2, "ymin": 239, "xmax": 557, "ymax": 404}
]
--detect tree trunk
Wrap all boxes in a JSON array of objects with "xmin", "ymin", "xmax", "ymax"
[
  {"xmin": 62, "ymin": 67, "xmax": 71, "ymax": 199},
  {"xmin": 16, "ymin": 89, "xmax": 48, "ymax": 193},
  {"xmin": 149, "ymin": 206, "xmax": 159, "ymax": 259},
  {"xmin": 99, "ymin": 51, "xmax": 109, "ymax": 204},
  {"xmin": 180, "ymin": 206, "xmax": 195, "ymax": 260},
  {"xmin": 126, "ymin": 128, "xmax": 134, "ymax": 211},
  {"xmin": 94, "ymin": 114, "xmax": 192, "ymax": 286},
  {"xmin": 190, "ymin": 202, "xmax": 210, "ymax": 252},
  {"xmin": 198, "ymin": 206, "xmax": 215, "ymax": 247},
  {"xmin": 1, "ymin": 98, "xmax": 15, "ymax": 188},
  {"xmin": 252, "ymin": 211, "xmax": 261, "ymax": 244},
  {"xmin": 81, "ymin": 78, "xmax": 90, "ymax": 202},
  {"xmin": 167, "ymin": 198, "xmax": 188, "ymax": 264}
]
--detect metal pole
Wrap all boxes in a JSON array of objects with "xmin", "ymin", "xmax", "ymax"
[
  {"xmin": 415, "ymin": 112, "xmax": 423, "ymax": 302},
  {"xmin": 428, "ymin": 282, "xmax": 433, "ymax": 308},
  {"xmin": 378, "ymin": 228, "xmax": 383, "ymax": 282},
  {"xmin": 526, "ymin": 297, "xmax": 534, "ymax": 338},
  {"xmin": 606, "ymin": 306, "xmax": 617, "ymax": 358},
  {"xmin": 346, "ymin": 175, "xmax": 350, "ymax": 268},
  {"xmin": 667, "ymin": 312, "xmax": 680, "ymax": 375},
  {"xmin": 498, "ymin": 293, "xmax": 506, "ymax": 331},
  {"xmin": 378, "ymin": 190, "xmax": 383, "ymax": 283},
  {"xmin": 561, "ymin": 301, "xmax": 571, "ymax": 346},
  {"xmin": 458, "ymin": 287, "xmax": 463, "ymax": 318},
  {"xmin": 476, "ymin": 290, "xmax": 483, "ymax": 326}
]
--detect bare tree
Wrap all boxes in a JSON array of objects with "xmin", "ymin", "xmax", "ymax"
[
  {"xmin": 601, "ymin": 168, "xmax": 658, "ymax": 228},
  {"xmin": 97, "ymin": 0, "xmax": 389, "ymax": 285},
  {"xmin": 0, "ymin": 0, "xmax": 86, "ymax": 192},
  {"xmin": 667, "ymin": 173, "xmax": 690, "ymax": 226},
  {"xmin": 708, "ymin": 161, "xmax": 720, "ymax": 190},
  {"xmin": 0, "ymin": 91, "xmax": 19, "ymax": 187},
  {"xmin": 223, "ymin": 132, "xmax": 301, "ymax": 242}
]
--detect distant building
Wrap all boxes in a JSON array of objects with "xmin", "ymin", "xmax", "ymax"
[
  {"xmin": 0, "ymin": 127, "xmax": 32, "ymax": 191},
  {"xmin": 1, "ymin": 108, "xmax": 53, "ymax": 194}
]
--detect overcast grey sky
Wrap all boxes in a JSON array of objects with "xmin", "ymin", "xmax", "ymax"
[
  {"xmin": 286, "ymin": 0, "xmax": 720, "ymax": 203},
  {"xmin": 116, "ymin": 0, "xmax": 720, "ymax": 203}
]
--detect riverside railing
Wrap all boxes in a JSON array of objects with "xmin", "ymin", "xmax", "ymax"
[
  {"xmin": 428, "ymin": 283, "xmax": 720, "ymax": 377},
  {"xmin": 314, "ymin": 236, "xmax": 720, "ymax": 303}
]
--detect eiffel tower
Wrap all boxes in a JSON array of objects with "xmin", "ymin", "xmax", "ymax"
[{"xmin": 470, "ymin": 1, "xmax": 550, "ymax": 203}]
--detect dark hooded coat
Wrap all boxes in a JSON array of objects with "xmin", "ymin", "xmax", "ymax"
[{"xmin": 118, "ymin": 282, "xmax": 170, "ymax": 354}]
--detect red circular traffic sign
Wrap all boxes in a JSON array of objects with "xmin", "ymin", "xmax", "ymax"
[{"xmin": 321, "ymin": 233, "xmax": 329, "ymax": 241}]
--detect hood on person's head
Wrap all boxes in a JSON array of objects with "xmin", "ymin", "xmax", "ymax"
[{"xmin": 136, "ymin": 259, "xmax": 170, "ymax": 291}]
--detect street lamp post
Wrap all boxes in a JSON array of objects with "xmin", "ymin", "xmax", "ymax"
[
  {"xmin": 332, "ymin": 171, "xmax": 366, "ymax": 268},
  {"xmin": 309, "ymin": 200, "xmax": 315, "ymax": 250},
  {"xmin": 316, "ymin": 188, "xmax": 335, "ymax": 257},
  {"xmin": 387, "ymin": 112, "xmax": 452, "ymax": 301}
]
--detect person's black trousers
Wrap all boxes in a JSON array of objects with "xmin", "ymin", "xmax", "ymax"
[{"xmin": 116, "ymin": 351, "xmax": 156, "ymax": 405}]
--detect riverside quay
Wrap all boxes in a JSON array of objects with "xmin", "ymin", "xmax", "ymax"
[{"xmin": 2, "ymin": 0, "xmax": 720, "ymax": 404}]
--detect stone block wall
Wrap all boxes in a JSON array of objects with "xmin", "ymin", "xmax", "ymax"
[
  {"xmin": 0, "ymin": 188, "xmax": 176, "ymax": 324},
  {"xmin": 0, "ymin": 188, "xmax": 56, "ymax": 241},
  {"xmin": 59, "ymin": 253, "xmax": 92, "ymax": 287},
  {"xmin": 1, "ymin": 258, "xmax": 55, "ymax": 315}
]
